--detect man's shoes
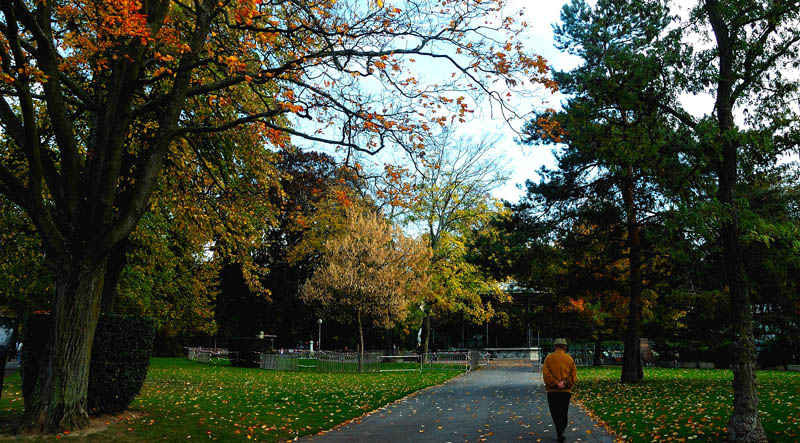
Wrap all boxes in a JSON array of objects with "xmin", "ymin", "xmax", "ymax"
[{"xmin": 557, "ymin": 433, "xmax": 565, "ymax": 442}]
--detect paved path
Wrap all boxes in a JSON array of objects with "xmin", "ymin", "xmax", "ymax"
[{"xmin": 303, "ymin": 365, "xmax": 616, "ymax": 442}]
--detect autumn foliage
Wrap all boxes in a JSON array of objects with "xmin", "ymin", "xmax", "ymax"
[
  {"xmin": 301, "ymin": 208, "xmax": 430, "ymax": 369},
  {"xmin": 0, "ymin": 0, "xmax": 552, "ymax": 433}
]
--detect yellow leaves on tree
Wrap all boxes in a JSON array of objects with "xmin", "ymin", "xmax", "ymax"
[
  {"xmin": 301, "ymin": 207, "xmax": 430, "ymax": 367},
  {"xmin": 0, "ymin": 0, "xmax": 554, "ymax": 433}
]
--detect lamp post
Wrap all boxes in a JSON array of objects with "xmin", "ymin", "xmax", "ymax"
[{"xmin": 317, "ymin": 318, "xmax": 322, "ymax": 351}]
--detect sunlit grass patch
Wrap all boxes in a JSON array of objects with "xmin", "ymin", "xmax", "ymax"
[
  {"xmin": 0, "ymin": 357, "xmax": 460, "ymax": 441},
  {"xmin": 574, "ymin": 366, "xmax": 800, "ymax": 442}
]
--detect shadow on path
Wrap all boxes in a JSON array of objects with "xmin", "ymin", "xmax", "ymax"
[{"xmin": 303, "ymin": 365, "xmax": 616, "ymax": 442}]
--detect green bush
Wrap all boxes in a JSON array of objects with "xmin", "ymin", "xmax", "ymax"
[
  {"xmin": 88, "ymin": 314, "xmax": 156, "ymax": 414},
  {"xmin": 21, "ymin": 313, "xmax": 155, "ymax": 415}
]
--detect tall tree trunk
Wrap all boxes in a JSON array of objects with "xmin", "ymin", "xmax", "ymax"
[
  {"xmin": 593, "ymin": 340, "xmax": 604, "ymax": 367},
  {"xmin": 357, "ymin": 309, "xmax": 364, "ymax": 373},
  {"xmin": 718, "ymin": 124, "xmax": 765, "ymax": 443},
  {"xmin": 703, "ymin": 1, "xmax": 767, "ymax": 438},
  {"xmin": 100, "ymin": 241, "xmax": 128, "ymax": 313},
  {"xmin": 421, "ymin": 311, "xmax": 431, "ymax": 360},
  {"xmin": 21, "ymin": 261, "xmax": 106, "ymax": 433},
  {"xmin": 621, "ymin": 166, "xmax": 644, "ymax": 383},
  {"xmin": 723, "ymin": 214, "xmax": 764, "ymax": 442}
]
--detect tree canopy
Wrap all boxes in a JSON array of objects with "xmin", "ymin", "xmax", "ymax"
[
  {"xmin": 0, "ymin": 0, "xmax": 553, "ymax": 432},
  {"xmin": 301, "ymin": 207, "xmax": 430, "ymax": 370}
]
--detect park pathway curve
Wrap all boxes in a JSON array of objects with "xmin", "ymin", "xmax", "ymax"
[{"xmin": 303, "ymin": 364, "xmax": 616, "ymax": 443}]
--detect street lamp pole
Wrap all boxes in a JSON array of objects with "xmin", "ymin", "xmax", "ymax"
[{"xmin": 317, "ymin": 318, "xmax": 322, "ymax": 351}]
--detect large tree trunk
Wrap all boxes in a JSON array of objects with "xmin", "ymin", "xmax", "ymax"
[
  {"xmin": 718, "ymin": 121, "xmax": 766, "ymax": 443},
  {"xmin": 21, "ymin": 261, "xmax": 106, "ymax": 433},
  {"xmin": 704, "ymin": 1, "xmax": 767, "ymax": 437},
  {"xmin": 723, "ymin": 219, "xmax": 764, "ymax": 442},
  {"xmin": 621, "ymin": 166, "xmax": 644, "ymax": 384}
]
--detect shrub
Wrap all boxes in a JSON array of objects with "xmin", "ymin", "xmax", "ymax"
[
  {"xmin": 21, "ymin": 313, "xmax": 155, "ymax": 415},
  {"xmin": 88, "ymin": 314, "xmax": 156, "ymax": 414}
]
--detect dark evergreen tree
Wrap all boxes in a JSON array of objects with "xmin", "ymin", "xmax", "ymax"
[{"xmin": 522, "ymin": 0, "xmax": 684, "ymax": 383}]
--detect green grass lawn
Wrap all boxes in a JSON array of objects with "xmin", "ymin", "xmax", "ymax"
[
  {"xmin": 0, "ymin": 357, "xmax": 461, "ymax": 441},
  {"xmin": 574, "ymin": 366, "xmax": 800, "ymax": 442}
]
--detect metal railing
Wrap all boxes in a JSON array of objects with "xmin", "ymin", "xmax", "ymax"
[
  {"xmin": 255, "ymin": 350, "xmax": 474, "ymax": 373},
  {"xmin": 316, "ymin": 351, "xmax": 381, "ymax": 373},
  {"xmin": 191, "ymin": 346, "xmax": 476, "ymax": 373},
  {"xmin": 379, "ymin": 354, "xmax": 422, "ymax": 372},
  {"xmin": 260, "ymin": 353, "xmax": 300, "ymax": 371},
  {"xmin": 420, "ymin": 351, "xmax": 470, "ymax": 372},
  {"xmin": 187, "ymin": 347, "xmax": 229, "ymax": 363}
]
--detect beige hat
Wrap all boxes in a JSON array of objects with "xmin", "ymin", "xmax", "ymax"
[{"xmin": 554, "ymin": 338, "xmax": 567, "ymax": 346}]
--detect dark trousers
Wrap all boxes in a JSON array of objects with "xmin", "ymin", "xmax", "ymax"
[{"xmin": 547, "ymin": 391, "xmax": 572, "ymax": 436}]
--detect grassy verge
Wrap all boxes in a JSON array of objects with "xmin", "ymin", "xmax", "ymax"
[
  {"xmin": 574, "ymin": 366, "xmax": 799, "ymax": 442},
  {"xmin": 0, "ymin": 357, "xmax": 461, "ymax": 441}
]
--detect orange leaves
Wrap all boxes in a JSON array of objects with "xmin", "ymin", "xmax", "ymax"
[
  {"xmin": 54, "ymin": 0, "xmax": 153, "ymax": 75},
  {"xmin": 233, "ymin": 0, "xmax": 259, "ymax": 26},
  {"xmin": 222, "ymin": 55, "xmax": 248, "ymax": 74},
  {"xmin": 152, "ymin": 67, "xmax": 173, "ymax": 78},
  {"xmin": 333, "ymin": 189, "xmax": 353, "ymax": 208},
  {"xmin": 536, "ymin": 109, "xmax": 566, "ymax": 143},
  {"xmin": 76, "ymin": 1, "xmax": 151, "ymax": 43},
  {"xmin": 377, "ymin": 164, "xmax": 416, "ymax": 208},
  {"xmin": 280, "ymin": 102, "xmax": 305, "ymax": 113},
  {"xmin": 567, "ymin": 297, "xmax": 587, "ymax": 312}
]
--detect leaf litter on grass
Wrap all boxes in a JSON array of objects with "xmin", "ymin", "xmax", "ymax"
[
  {"xmin": 573, "ymin": 366, "xmax": 800, "ymax": 442},
  {"xmin": 0, "ymin": 358, "xmax": 459, "ymax": 442}
]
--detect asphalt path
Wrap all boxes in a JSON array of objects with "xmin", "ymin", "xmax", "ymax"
[{"xmin": 303, "ymin": 364, "xmax": 616, "ymax": 443}]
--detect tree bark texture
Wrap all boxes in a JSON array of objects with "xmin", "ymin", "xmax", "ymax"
[
  {"xmin": 1, "ymin": 0, "xmax": 216, "ymax": 433},
  {"xmin": 21, "ymin": 261, "xmax": 105, "ymax": 433},
  {"xmin": 620, "ymin": 166, "xmax": 644, "ymax": 384}
]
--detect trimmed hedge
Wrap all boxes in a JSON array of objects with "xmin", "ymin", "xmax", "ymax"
[
  {"xmin": 22, "ymin": 313, "xmax": 155, "ymax": 415},
  {"xmin": 88, "ymin": 314, "xmax": 156, "ymax": 414}
]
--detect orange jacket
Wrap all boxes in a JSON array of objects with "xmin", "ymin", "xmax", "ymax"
[{"xmin": 542, "ymin": 348, "xmax": 577, "ymax": 393}]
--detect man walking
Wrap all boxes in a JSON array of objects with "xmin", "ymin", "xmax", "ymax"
[{"xmin": 542, "ymin": 338, "xmax": 577, "ymax": 442}]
